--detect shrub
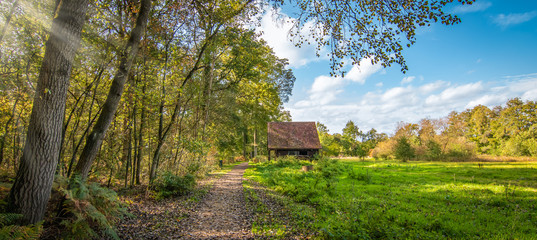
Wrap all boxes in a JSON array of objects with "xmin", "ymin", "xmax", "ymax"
[
  {"xmin": 250, "ymin": 156, "xmax": 267, "ymax": 163},
  {"xmin": 445, "ymin": 137, "xmax": 476, "ymax": 159},
  {"xmin": 234, "ymin": 155, "xmax": 247, "ymax": 163},
  {"xmin": 523, "ymin": 138, "xmax": 537, "ymax": 157},
  {"xmin": 274, "ymin": 155, "xmax": 300, "ymax": 167},
  {"xmin": 153, "ymin": 172, "xmax": 196, "ymax": 200},
  {"xmin": 55, "ymin": 175, "xmax": 129, "ymax": 240},
  {"xmin": 371, "ymin": 139, "xmax": 396, "ymax": 159}
]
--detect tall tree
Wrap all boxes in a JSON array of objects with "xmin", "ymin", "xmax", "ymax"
[
  {"xmin": 7, "ymin": 0, "xmax": 90, "ymax": 224},
  {"xmin": 74, "ymin": 0, "xmax": 152, "ymax": 180}
]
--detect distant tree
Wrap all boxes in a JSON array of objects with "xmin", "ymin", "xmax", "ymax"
[
  {"xmin": 425, "ymin": 140, "xmax": 442, "ymax": 160},
  {"xmin": 316, "ymin": 122, "xmax": 329, "ymax": 135},
  {"xmin": 342, "ymin": 120, "xmax": 362, "ymax": 142},
  {"xmin": 394, "ymin": 136, "xmax": 415, "ymax": 162}
]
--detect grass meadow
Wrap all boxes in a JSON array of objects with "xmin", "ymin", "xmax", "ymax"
[{"xmin": 244, "ymin": 157, "xmax": 537, "ymax": 239}]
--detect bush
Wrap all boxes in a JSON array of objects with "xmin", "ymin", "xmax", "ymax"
[
  {"xmin": 445, "ymin": 138, "xmax": 476, "ymax": 159},
  {"xmin": 274, "ymin": 155, "xmax": 300, "ymax": 167},
  {"xmin": 55, "ymin": 176, "xmax": 129, "ymax": 240},
  {"xmin": 523, "ymin": 138, "xmax": 537, "ymax": 157},
  {"xmin": 371, "ymin": 139, "xmax": 396, "ymax": 159},
  {"xmin": 153, "ymin": 172, "xmax": 196, "ymax": 200},
  {"xmin": 250, "ymin": 156, "xmax": 267, "ymax": 163}
]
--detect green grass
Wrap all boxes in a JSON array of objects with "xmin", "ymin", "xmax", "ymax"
[{"xmin": 244, "ymin": 157, "xmax": 537, "ymax": 239}]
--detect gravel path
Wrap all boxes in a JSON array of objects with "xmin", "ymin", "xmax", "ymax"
[{"xmin": 178, "ymin": 162, "xmax": 254, "ymax": 239}]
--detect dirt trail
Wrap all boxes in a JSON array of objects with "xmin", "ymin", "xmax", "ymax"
[{"xmin": 178, "ymin": 162, "xmax": 254, "ymax": 239}]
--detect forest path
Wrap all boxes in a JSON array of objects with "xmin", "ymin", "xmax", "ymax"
[{"xmin": 177, "ymin": 162, "xmax": 254, "ymax": 239}]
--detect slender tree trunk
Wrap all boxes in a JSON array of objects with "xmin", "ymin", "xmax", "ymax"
[
  {"xmin": 131, "ymin": 104, "xmax": 137, "ymax": 187},
  {"xmin": 136, "ymin": 85, "xmax": 145, "ymax": 185},
  {"xmin": 243, "ymin": 127, "xmax": 248, "ymax": 159},
  {"xmin": 147, "ymin": 33, "xmax": 211, "ymax": 182},
  {"xmin": 0, "ymin": 0, "xmax": 19, "ymax": 56},
  {"xmin": 7, "ymin": 0, "xmax": 89, "ymax": 224},
  {"xmin": 254, "ymin": 128, "xmax": 257, "ymax": 157},
  {"xmin": 0, "ymin": 98, "xmax": 18, "ymax": 165},
  {"xmin": 73, "ymin": 0, "xmax": 152, "ymax": 180},
  {"xmin": 149, "ymin": 47, "xmax": 168, "ymax": 183}
]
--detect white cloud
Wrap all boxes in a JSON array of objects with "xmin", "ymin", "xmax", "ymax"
[
  {"xmin": 452, "ymin": 1, "xmax": 492, "ymax": 14},
  {"xmin": 401, "ymin": 76, "xmax": 415, "ymax": 84},
  {"xmin": 376, "ymin": 82, "xmax": 384, "ymax": 87},
  {"xmin": 298, "ymin": 57, "xmax": 383, "ymax": 106},
  {"xmin": 425, "ymin": 82, "xmax": 484, "ymax": 106},
  {"xmin": 256, "ymin": 7, "xmax": 326, "ymax": 68},
  {"xmin": 286, "ymin": 74, "xmax": 537, "ymax": 134},
  {"xmin": 419, "ymin": 80, "xmax": 449, "ymax": 94},
  {"xmin": 308, "ymin": 75, "xmax": 345, "ymax": 105},
  {"xmin": 345, "ymin": 59, "xmax": 383, "ymax": 84},
  {"xmin": 493, "ymin": 11, "xmax": 537, "ymax": 28}
]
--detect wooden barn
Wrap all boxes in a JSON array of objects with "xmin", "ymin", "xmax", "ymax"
[{"xmin": 267, "ymin": 122, "xmax": 322, "ymax": 160}]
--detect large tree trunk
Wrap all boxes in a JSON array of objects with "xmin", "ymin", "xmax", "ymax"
[
  {"xmin": 7, "ymin": 0, "xmax": 89, "ymax": 224},
  {"xmin": 73, "ymin": 0, "xmax": 152, "ymax": 180}
]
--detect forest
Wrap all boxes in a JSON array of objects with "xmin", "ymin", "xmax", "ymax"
[
  {"xmin": 1, "ymin": 0, "xmax": 296, "ymax": 237},
  {"xmin": 5, "ymin": 0, "xmax": 533, "ymax": 239}
]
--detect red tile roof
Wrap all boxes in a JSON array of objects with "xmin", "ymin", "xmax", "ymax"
[{"xmin": 267, "ymin": 122, "xmax": 322, "ymax": 150}]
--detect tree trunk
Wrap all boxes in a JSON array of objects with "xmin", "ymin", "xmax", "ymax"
[
  {"xmin": 73, "ymin": 0, "xmax": 152, "ymax": 180},
  {"xmin": 253, "ymin": 128, "xmax": 257, "ymax": 157},
  {"xmin": 131, "ymin": 104, "xmax": 138, "ymax": 187},
  {"xmin": 7, "ymin": 0, "xmax": 89, "ymax": 224},
  {"xmin": 149, "ymin": 46, "xmax": 168, "ymax": 183},
  {"xmin": 136, "ymin": 85, "xmax": 145, "ymax": 185},
  {"xmin": 243, "ymin": 127, "xmax": 248, "ymax": 159},
  {"xmin": 0, "ymin": 98, "xmax": 18, "ymax": 166},
  {"xmin": 0, "ymin": 0, "xmax": 19, "ymax": 57}
]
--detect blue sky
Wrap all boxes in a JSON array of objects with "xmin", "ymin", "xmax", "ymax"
[{"xmin": 256, "ymin": 0, "xmax": 537, "ymax": 134}]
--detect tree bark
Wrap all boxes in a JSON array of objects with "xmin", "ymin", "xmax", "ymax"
[
  {"xmin": 7, "ymin": 0, "xmax": 89, "ymax": 224},
  {"xmin": 73, "ymin": 0, "xmax": 152, "ymax": 180}
]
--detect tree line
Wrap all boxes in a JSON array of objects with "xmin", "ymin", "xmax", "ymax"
[
  {"xmin": 316, "ymin": 121, "xmax": 388, "ymax": 158},
  {"xmin": 322, "ymin": 98, "xmax": 536, "ymax": 161}
]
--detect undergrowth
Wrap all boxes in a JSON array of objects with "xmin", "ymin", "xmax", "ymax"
[
  {"xmin": 0, "ymin": 213, "xmax": 42, "ymax": 240},
  {"xmin": 152, "ymin": 172, "xmax": 196, "ymax": 200},
  {"xmin": 54, "ymin": 176, "xmax": 129, "ymax": 240}
]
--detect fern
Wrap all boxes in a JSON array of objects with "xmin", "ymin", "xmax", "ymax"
[
  {"xmin": 0, "ymin": 213, "xmax": 42, "ymax": 240},
  {"xmin": 0, "ymin": 213, "xmax": 22, "ymax": 227},
  {"xmin": 55, "ymin": 175, "xmax": 129, "ymax": 240}
]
